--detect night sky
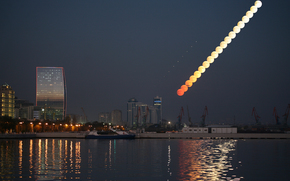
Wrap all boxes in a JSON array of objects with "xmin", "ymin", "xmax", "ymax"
[{"xmin": 1, "ymin": 0, "xmax": 289, "ymax": 125}]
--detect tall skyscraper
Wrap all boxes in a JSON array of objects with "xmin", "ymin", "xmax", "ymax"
[
  {"xmin": 0, "ymin": 83, "xmax": 15, "ymax": 118},
  {"xmin": 36, "ymin": 67, "xmax": 67, "ymax": 120},
  {"xmin": 148, "ymin": 105, "xmax": 158, "ymax": 124},
  {"xmin": 127, "ymin": 97, "xmax": 162, "ymax": 128},
  {"xmin": 153, "ymin": 96, "xmax": 162, "ymax": 124},
  {"xmin": 127, "ymin": 98, "xmax": 138, "ymax": 128}
]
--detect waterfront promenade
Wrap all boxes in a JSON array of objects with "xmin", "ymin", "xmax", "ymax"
[{"xmin": 1, "ymin": 132, "xmax": 290, "ymax": 139}]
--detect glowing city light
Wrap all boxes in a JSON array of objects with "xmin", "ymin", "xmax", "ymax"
[{"xmin": 177, "ymin": 0, "xmax": 262, "ymax": 96}]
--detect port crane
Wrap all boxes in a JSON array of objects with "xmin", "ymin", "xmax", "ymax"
[
  {"xmin": 273, "ymin": 107, "xmax": 280, "ymax": 125},
  {"xmin": 177, "ymin": 107, "xmax": 184, "ymax": 129},
  {"xmin": 251, "ymin": 107, "xmax": 261, "ymax": 125},
  {"xmin": 134, "ymin": 107, "xmax": 141, "ymax": 128},
  {"xmin": 201, "ymin": 106, "xmax": 208, "ymax": 127},
  {"xmin": 283, "ymin": 104, "xmax": 290, "ymax": 126},
  {"xmin": 187, "ymin": 105, "xmax": 192, "ymax": 127},
  {"xmin": 142, "ymin": 106, "xmax": 149, "ymax": 127}
]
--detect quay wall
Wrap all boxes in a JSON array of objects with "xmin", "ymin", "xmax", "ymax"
[
  {"xmin": 1, "ymin": 132, "xmax": 290, "ymax": 139},
  {"xmin": 0, "ymin": 133, "xmax": 36, "ymax": 139},
  {"xmin": 136, "ymin": 133, "xmax": 290, "ymax": 139},
  {"xmin": 36, "ymin": 132, "xmax": 86, "ymax": 138}
]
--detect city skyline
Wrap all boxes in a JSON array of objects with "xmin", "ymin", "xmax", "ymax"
[
  {"xmin": 1, "ymin": 0, "xmax": 289, "ymax": 125},
  {"xmin": 36, "ymin": 67, "xmax": 67, "ymax": 120}
]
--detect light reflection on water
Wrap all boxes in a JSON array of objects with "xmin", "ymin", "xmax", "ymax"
[
  {"xmin": 0, "ymin": 139, "xmax": 288, "ymax": 180},
  {"xmin": 177, "ymin": 140, "xmax": 241, "ymax": 181}
]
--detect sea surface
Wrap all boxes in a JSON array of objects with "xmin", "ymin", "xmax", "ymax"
[{"xmin": 0, "ymin": 138, "xmax": 289, "ymax": 181}]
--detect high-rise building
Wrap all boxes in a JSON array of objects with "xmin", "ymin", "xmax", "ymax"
[
  {"xmin": 153, "ymin": 96, "xmax": 162, "ymax": 124},
  {"xmin": 137, "ymin": 103, "xmax": 150, "ymax": 126},
  {"xmin": 111, "ymin": 109, "xmax": 122, "ymax": 125},
  {"xmin": 127, "ymin": 98, "xmax": 138, "ymax": 128},
  {"xmin": 36, "ymin": 67, "xmax": 67, "ymax": 120},
  {"xmin": 148, "ymin": 105, "xmax": 158, "ymax": 124},
  {"xmin": 98, "ymin": 112, "xmax": 111, "ymax": 123},
  {"xmin": 0, "ymin": 83, "xmax": 15, "ymax": 118},
  {"xmin": 127, "ymin": 97, "xmax": 162, "ymax": 128}
]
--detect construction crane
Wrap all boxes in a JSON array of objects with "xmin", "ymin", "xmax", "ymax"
[
  {"xmin": 142, "ymin": 106, "xmax": 149, "ymax": 127},
  {"xmin": 134, "ymin": 107, "xmax": 141, "ymax": 128},
  {"xmin": 273, "ymin": 107, "xmax": 280, "ymax": 125},
  {"xmin": 251, "ymin": 107, "xmax": 261, "ymax": 125},
  {"xmin": 187, "ymin": 105, "xmax": 192, "ymax": 127},
  {"xmin": 201, "ymin": 106, "xmax": 208, "ymax": 127},
  {"xmin": 81, "ymin": 107, "xmax": 88, "ymax": 123},
  {"xmin": 177, "ymin": 107, "xmax": 184, "ymax": 129},
  {"xmin": 283, "ymin": 104, "xmax": 290, "ymax": 126}
]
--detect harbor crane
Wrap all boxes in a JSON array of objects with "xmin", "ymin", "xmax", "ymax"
[
  {"xmin": 273, "ymin": 107, "xmax": 280, "ymax": 125},
  {"xmin": 187, "ymin": 105, "xmax": 192, "ymax": 127},
  {"xmin": 142, "ymin": 106, "xmax": 149, "ymax": 127},
  {"xmin": 251, "ymin": 107, "xmax": 261, "ymax": 125},
  {"xmin": 201, "ymin": 106, "xmax": 208, "ymax": 127},
  {"xmin": 283, "ymin": 104, "xmax": 290, "ymax": 126},
  {"xmin": 177, "ymin": 107, "xmax": 184, "ymax": 129},
  {"xmin": 134, "ymin": 107, "xmax": 141, "ymax": 128}
]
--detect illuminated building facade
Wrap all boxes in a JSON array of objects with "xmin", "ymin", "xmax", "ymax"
[
  {"xmin": 36, "ymin": 67, "xmax": 67, "ymax": 120},
  {"xmin": 0, "ymin": 83, "xmax": 15, "ymax": 118},
  {"xmin": 153, "ymin": 96, "xmax": 162, "ymax": 124}
]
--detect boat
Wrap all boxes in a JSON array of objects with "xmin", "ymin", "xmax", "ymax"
[{"xmin": 85, "ymin": 129, "xmax": 135, "ymax": 139}]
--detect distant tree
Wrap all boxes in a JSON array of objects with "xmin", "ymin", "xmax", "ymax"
[{"xmin": 0, "ymin": 116, "xmax": 17, "ymax": 133}]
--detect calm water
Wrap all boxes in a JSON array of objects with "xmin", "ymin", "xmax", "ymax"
[{"xmin": 0, "ymin": 138, "xmax": 289, "ymax": 181}]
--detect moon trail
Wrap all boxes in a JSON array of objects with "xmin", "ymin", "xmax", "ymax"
[{"xmin": 177, "ymin": 0, "xmax": 262, "ymax": 96}]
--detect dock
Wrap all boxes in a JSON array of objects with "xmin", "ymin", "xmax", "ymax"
[
  {"xmin": 136, "ymin": 132, "xmax": 290, "ymax": 139},
  {"xmin": 1, "ymin": 132, "xmax": 290, "ymax": 139}
]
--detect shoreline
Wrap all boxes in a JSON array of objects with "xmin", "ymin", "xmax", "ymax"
[{"xmin": 1, "ymin": 132, "xmax": 290, "ymax": 139}]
